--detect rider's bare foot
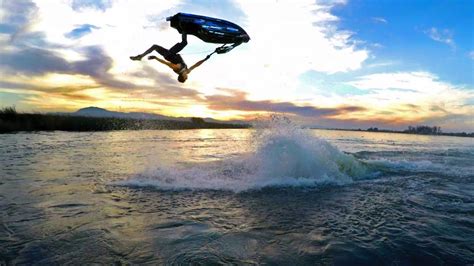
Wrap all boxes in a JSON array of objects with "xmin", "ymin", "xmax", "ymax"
[{"xmin": 130, "ymin": 55, "xmax": 142, "ymax": 61}]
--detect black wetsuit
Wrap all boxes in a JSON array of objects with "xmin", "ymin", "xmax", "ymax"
[{"xmin": 155, "ymin": 36, "xmax": 187, "ymax": 69}]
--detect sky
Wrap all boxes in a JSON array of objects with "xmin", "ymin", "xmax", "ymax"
[{"xmin": 0, "ymin": 0, "xmax": 473, "ymax": 132}]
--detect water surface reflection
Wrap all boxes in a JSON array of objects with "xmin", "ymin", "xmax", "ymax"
[{"xmin": 1, "ymin": 129, "xmax": 472, "ymax": 264}]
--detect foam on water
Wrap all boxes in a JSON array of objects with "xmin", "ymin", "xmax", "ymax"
[
  {"xmin": 363, "ymin": 158, "xmax": 474, "ymax": 178},
  {"xmin": 120, "ymin": 116, "xmax": 369, "ymax": 192}
]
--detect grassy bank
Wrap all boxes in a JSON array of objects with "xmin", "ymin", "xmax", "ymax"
[{"xmin": 0, "ymin": 107, "xmax": 249, "ymax": 133}]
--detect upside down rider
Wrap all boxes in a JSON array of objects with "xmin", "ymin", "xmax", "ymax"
[{"xmin": 130, "ymin": 33, "xmax": 211, "ymax": 83}]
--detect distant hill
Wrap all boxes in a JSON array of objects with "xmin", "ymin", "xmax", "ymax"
[
  {"xmin": 72, "ymin": 107, "xmax": 179, "ymax": 120},
  {"xmin": 55, "ymin": 107, "xmax": 247, "ymax": 125}
]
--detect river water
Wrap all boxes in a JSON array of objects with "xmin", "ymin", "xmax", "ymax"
[{"xmin": 1, "ymin": 124, "xmax": 473, "ymax": 264}]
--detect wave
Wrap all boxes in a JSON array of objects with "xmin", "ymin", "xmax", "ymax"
[
  {"xmin": 362, "ymin": 158, "xmax": 473, "ymax": 178},
  {"xmin": 118, "ymin": 116, "xmax": 370, "ymax": 192}
]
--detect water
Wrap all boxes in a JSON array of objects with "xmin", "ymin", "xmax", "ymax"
[{"xmin": 1, "ymin": 124, "xmax": 473, "ymax": 264}]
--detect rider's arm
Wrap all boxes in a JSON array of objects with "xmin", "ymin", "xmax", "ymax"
[
  {"xmin": 148, "ymin": 56, "xmax": 178, "ymax": 70},
  {"xmin": 188, "ymin": 55, "xmax": 211, "ymax": 72}
]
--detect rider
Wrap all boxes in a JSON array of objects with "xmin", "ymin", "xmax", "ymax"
[{"xmin": 130, "ymin": 33, "xmax": 210, "ymax": 83}]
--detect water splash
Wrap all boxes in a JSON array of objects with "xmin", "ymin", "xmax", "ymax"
[{"xmin": 120, "ymin": 116, "xmax": 369, "ymax": 192}]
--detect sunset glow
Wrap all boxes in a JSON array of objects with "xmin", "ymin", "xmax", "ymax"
[{"xmin": 1, "ymin": 0, "xmax": 473, "ymax": 131}]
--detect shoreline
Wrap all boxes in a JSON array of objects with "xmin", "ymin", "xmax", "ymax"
[
  {"xmin": 1, "ymin": 111, "xmax": 471, "ymax": 138},
  {"xmin": 313, "ymin": 127, "xmax": 474, "ymax": 138},
  {"xmin": 0, "ymin": 113, "xmax": 249, "ymax": 133}
]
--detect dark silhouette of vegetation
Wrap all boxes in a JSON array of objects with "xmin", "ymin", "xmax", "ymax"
[
  {"xmin": 191, "ymin": 117, "xmax": 205, "ymax": 124},
  {"xmin": 0, "ymin": 106, "xmax": 17, "ymax": 116},
  {"xmin": 315, "ymin": 124, "xmax": 473, "ymax": 138},
  {"xmin": 402, "ymin": 125, "xmax": 473, "ymax": 137},
  {"xmin": 404, "ymin": 125, "xmax": 442, "ymax": 135},
  {"xmin": 0, "ymin": 107, "xmax": 249, "ymax": 133},
  {"xmin": 361, "ymin": 125, "xmax": 473, "ymax": 137}
]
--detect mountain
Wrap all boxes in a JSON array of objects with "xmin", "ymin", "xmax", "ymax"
[
  {"xmin": 73, "ymin": 107, "xmax": 180, "ymax": 120},
  {"xmin": 55, "ymin": 107, "xmax": 247, "ymax": 125}
]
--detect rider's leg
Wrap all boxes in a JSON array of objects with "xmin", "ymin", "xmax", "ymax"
[
  {"xmin": 168, "ymin": 33, "xmax": 188, "ymax": 55},
  {"xmin": 130, "ymin": 44, "xmax": 169, "ymax": 61}
]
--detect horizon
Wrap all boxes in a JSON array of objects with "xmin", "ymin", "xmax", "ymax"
[
  {"xmin": 1, "ymin": 0, "xmax": 473, "ymax": 132},
  {"xmin": 5, "ymin": 105, "xmax": 472, "ymax": 134}
]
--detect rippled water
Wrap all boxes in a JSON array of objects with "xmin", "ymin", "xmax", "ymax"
[{"xmin": 1, "ymin": 126, "xmax": 473, "ymax": 264}]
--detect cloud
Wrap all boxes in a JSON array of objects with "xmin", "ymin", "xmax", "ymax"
[
  {"xmin": 204, "ymin": 89, "xmax": 365, "ymax": 118},
  {"xmin": 65, "ymin": 24, "xmax": 99, "ymax": 39},
  {"xmin": 423, "ymin": 113, "xmax": 474, "ymax": 132},
  {"xmin": 193, "ymin": 0, "xmax": 369, "ymax": 99},
  {"xmin": 0, "ymin": 25, "xmax": 204, "ymax": 105},
  {"xmin": 237, "ymin": 0, "xmax": 369, "ymax": 74},
  {"xmin": 0, "ymin": 47, "xmax": 72, "ymax": 75},
  {"xmin": 347, "ymin": 71, "xmax": 451, "ymax": 92},
  {"xmin": 424, "ymin": 27, "xmax": 455, "ymax": 48},
  {"xmin": 0, "ymin": 47, "xmax": 202, "ymax": 102},
  {"xmin": 71, "ymin": 46, "xmax": 134, "ymax": 88},
  {"xmin": 0, "ymin": 44, "xmax": 132, "ymax": 88},
  {"xmin": 0, "ymin": 0, "xmax": 204, "ymax": 114},
  {"xmin": 469, "ymin": 51, "xmax": 474, "ymax": 60},
  {"xmin": 372, "ymin": 17, "xmax": 387, "ymax": 24},
  {"xmin": 71, "ymin": 0, "xmax": 113, "ymax": 12},
  {"xmin": 0, "ymin": 0, "xmax": 39, "ymax": 43},
  {"xmin": 174, "ymin": 0, "xmax": 246, "ymax": 22},
  {"xmin": 0, "ymin": 81, "xmax": 35, "ymax": 89},
  {"xmin": 366, "ymin": 61, "xmax": 396, "ymax": 68},
  {"xmin": 346, "ymin": 71, "xmax": 474, "ymax": 131},
  {"xmin": 14, "ymin": 0, "xmax": 368, "ymax": 94},
  {"xmin": 2, "ymin": 0, "xmax": 471, "ymax": 131},
  {"xmin": 0, "ymin": 0, "xmax": 69, "ymax": 49}
]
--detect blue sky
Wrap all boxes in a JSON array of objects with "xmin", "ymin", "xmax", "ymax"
[
  {"xmin": 331, "ymin": 0, "xmax": 473, "ymax": 85},
  {"xmin": 0, "ymin": 0, "xmax": 473, "ymax": 131}
]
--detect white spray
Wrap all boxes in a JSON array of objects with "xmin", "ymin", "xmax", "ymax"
[{"xmin": 120, "ymin": 116, "xmax": 368, "ymax": 192}]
